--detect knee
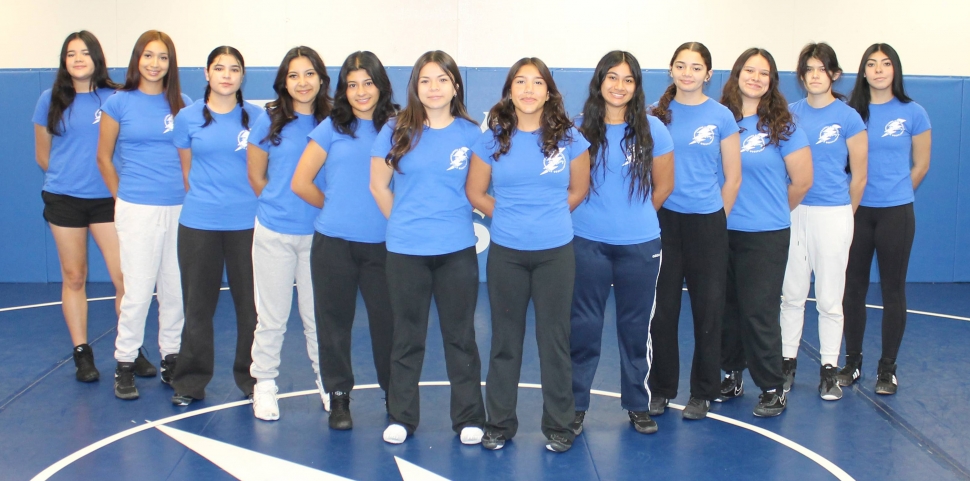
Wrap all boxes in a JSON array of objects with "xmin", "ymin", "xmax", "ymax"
[{"xmin": 62, "ymin": 268, "xmax": 87, "ymax": 291}]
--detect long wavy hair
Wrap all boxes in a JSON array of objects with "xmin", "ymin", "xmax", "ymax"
[
  {"xmin": 848, "ymin": 43, "xmax": 912, "ymax": 123},
  {"xmin": 46, "ymin": 31, "xmax": 119, "ymax": 136},
  {"xmin": 331, "ymin": 51, "xmax": 398, "ymax": 138},
  {"xmin": 579, "ymin": 51, "xmax": 654, "ymax": 201},
  {"xmin": 650, "ymin": 42, "xmax": 712, "ymax": 126},
  {"xmin": 121, "ymin": 30, "xmax": 184, "ymax": 115},
  {"xmin": 796, "ymin": 42, "xmax": 846, "ymax": 101},
  {"xmin": 386, "ymin": 50, "xmax": 472, "ymax": 172},
  {"xmin": 720, "ymin": 48, "xmax": 793, "ymax": 147},
  {"xmin": 262, "ymin": 46, "xmax": 332, "ymax": 146},
  {"xmin": 487, "ymin": 57, "xmax": 572, "ymax": 162},
  {"xmin": 201, "ymin": 46, "xmax": 249, "ymax": 129}
]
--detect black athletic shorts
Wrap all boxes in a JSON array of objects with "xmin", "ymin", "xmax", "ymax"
[{"xmin": 41, "ymin": 191, "xmax": 115, "ymax": 228}]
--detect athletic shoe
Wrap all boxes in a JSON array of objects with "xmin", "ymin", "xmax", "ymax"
[
  {"xmin": 545, "ymin": 433, "xmax": 573, "ymax": 453},
  {"xmin": 715, "ymin": 371, "xmax": 744, "ymax": 402},
  {"xmin": 460, "ymin": 426, "xmax": 484, "ymax": 445},
  {"xmin": 133, "ymin": 348, "xmax": 157, "ymax": 378},
  {"xmin": 682, "ymin": 397, "xmax": 710, "ymax": 420},
  {"xmin": 315, "ymin": 377, "xmax": 331, "ymax": 412},
  {"xmin": 753, "ymin": 389, "xmax": 787, "ymax": 417},
  {"xmin": 252, "ymin": 382, "xmax": 280, "ymax": 421},
  {"xmin": 648, "ymin": 396, "xmax": 668, "ymax": 416},
  {"xmin": 838, "ymin": 354, "xmax": 862, "ymax": 387},
  {"xmin": 627, "ymin": 411, "xmax": 658, "ymax": 434},
  {"xmin": 875, "ymin": 359, "xmax": 898, "ymax": 395},
  {"xmin": 328, "ymin": 391, "xmax": 352, "ymax": 430},
  {"xmin": 569, "ymin": 411, "xmax": 585, "ymax": 436},
  {"xmin": 160, "ymin": 354, "xmax": 177, "ymax": 385},
  {"xmin": 481, "ymin": 430, "xmax": 506, "ymax": 450},
  {"xmin": 171, "ymin": 392, "xmax": 195, "ymax": 406},
  {"xmin": 819, "ymin": 364, "xmax": 843, "ymax": 401},
  {"xmin": 114, "ymin": 362, "xmax": 138, "ymax": 400},
  {"xmin": 782, "ymin": 357, "xmax": 797, "ymax": 392},
  {"xmin": 73, "ymin": 344, "xmax": 99, "ymax": 382},
  {"xmin": 383, "ymin": 424, "xmax": 408, "ymax": 444}
]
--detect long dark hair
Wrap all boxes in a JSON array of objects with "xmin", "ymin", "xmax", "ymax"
[
  {"xmin": 386, "ymin": 51, "xmax": 472, "ymax": 172},
  {"xmin": 46, "ymin": 31, "xmax": 119, "ymax": 136},
  {"xmin": 848, "ymin": 43, "xmax": 912, "ymax": 123},
  {"xmin": 720, "ymin": 48, "xmax": 793, "ymax": 147},
  {"xmin": 796, "ymin": 42, "xmax": 846, "ymax": 101},
  {"xmin": 579, "ymin": 51, "xmax": 654, "ymax": 201},
  {"xmin": 201, "ymin": 46, "xmax": 250, "ymax": 129},
  {"xmin": 650, "ymin": 42, "xmax": 712, "ymax": 126},
  {"xmin": 121, "ymin": 30, "xmax": 184, "ymax": 115},
  {"xmin": 487, "ymin": 57, "xmax": 572, "ymax": 162},
  {"xmin": 331, "ymin": 51, "xmax": 398, "ymax": 138},
  {"xmin": 263, "ymin": 46, "xmax": 332, "ymax": 146}
]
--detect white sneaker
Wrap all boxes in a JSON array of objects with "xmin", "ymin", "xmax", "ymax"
[
  {"xmin": 383, "ymin": 423, "xmax": 408, "ymax": 444},
  {"xmin": 316, "ymin": 377, "xmax": 330, "ymax": 412},
  {"xmin": 252, "ymin": 382, "xmax": 280, "ymax": 421},
  {"xmin": 460, "ymin": 426, "xmax": 484, "ymax": 445}
]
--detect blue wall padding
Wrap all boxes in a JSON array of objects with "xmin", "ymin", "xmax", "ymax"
[{"xmin": 1, "ymin": 66, "xmax": 964, "ymax": 283}]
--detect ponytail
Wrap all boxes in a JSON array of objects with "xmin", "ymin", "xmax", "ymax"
[{"xmin": 650, "ymin": 84, "xmax": 677, "ymax": 125}]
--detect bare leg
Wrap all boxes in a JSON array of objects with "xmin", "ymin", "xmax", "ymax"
[
  {"xmin": 50, "ymin": 224, "xmax": 89, "ymax": 347},
  {"xmin": 90, "ymin": 222, "xmax": 125, "ymax": 317}
]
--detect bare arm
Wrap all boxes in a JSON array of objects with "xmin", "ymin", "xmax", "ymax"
[
  {"xmin": 650, "ymin": 151, "xmax": 674, "ymax": 211},
  {"xmin": 247, "ymin": 144, "xmax": 269, "ymax": 197},
  {"xmin": 911, "ymin": 130, "xmax": 932, "ymax": 190},
  {"xmin": 178, "ymin": 148, "xmax": 192, "ymax": 192},
  {"xmin": 720, "ymin": 132, "xmax": 742, "ymax": 216},
  {"xmin": 96, "ymin": 113, "xmax": 121, "ymax": 197},
  {"xmin": 567, "ymin": 151, "xmax": 591, "ymax": 212},
  {"xmin": 846, "ymin": 131, "xmax": 868, "ymax": 212},
  {"xmin": 369, "ymin": 157, "xmax": 395, "ymax": 218},
  {"xmin": 784, "ymin": 146, "xmax": 813, "ymax": 210},
  {"xmin": 292, "ymin": 140, "xmax": 327, "ymax": 208},
  {"xmin": 34, "ymin": 124, "xmax": 52, "ymax": 172},
  {"xmin": 465, "ymin": 154, "xmax": 495, "ymax": 217}
]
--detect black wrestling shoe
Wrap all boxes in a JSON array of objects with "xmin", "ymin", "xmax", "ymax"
[
  {"xmin": 73, "ymin": 344, "xmax": 99, "ymax": 382},
  {"xmin": 753, "ymin": 389, "xmax": 786, "ymax": 417},
  {"xmin": 160, "ymin": 354, "xmax": 177, "ymax": 385},
  {"xmin": 782, "ymin": 357, "xmax": 797, "ymax": 392},
  {"xmin": 627, "ymin": 411, "xmax": 658, "ymax": 434},
  {"xmin": 682, "ymin": 397, "xmax": 710, "ymax": 420},
  {"xmin": 819, "ymin": 364, "xmax": 843, "ymax": 401},
  {"xmin": 328, "ymin": 391, "xmax": 353, "ymax": 430},
  {"xmin": 875, "ymin": 358, "xmax": 898, "ymax": 395},
  {"xmin": 114, "ymin": 362, "xmax": 138, "ymax": 400},
  {"xmin": 715, "ymin": 371, "xmax": 744, "ymax": 402},
  {"xmin": 134, "ymin": 348, "xmax": 157, "ymax": 378},
  {"xmin": 838, "ymin": 354, "xmax": 862, "ymax": 387},
  {"xmin": 569, "ymin": 411, "xmax": 585, "ymax": 436}
]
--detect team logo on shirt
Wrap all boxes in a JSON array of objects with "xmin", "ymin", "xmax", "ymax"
[
  {"xmin": 883, "ymin": 119, "xmax": 907, "ymax": 137},
  {"xmin": 540, "ymin": 147, "xmax": 568, "ymax": 175},
  {"xmin": 689, "ymin": 125, "xmax": 717, "ymax": 146},
  {"xmin": 621, "ymin": 148, "xmax": 634, "ymax": 167},
  {"xmin": 740, "ymin": 133, "xmax": 769, "ymax": 153},
  {"xmin": 236, "ymin": 130, "xmax": 250, "ymax": 151},
  {"xmin": 447, "ymin": 147, "xmax": 470, "ymax": 171},
  {"xmin": 93, "ymin": 110, "xmax": 102, "ymax": 124},
  {"xmin": 163, "ymin": 114, "xmax": 174, "ymax": 134},
  {"xmin": 817, "ymin": 124, "xmax": 841, "ymax": 144}
]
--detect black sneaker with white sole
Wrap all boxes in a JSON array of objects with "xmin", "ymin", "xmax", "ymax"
[
  {"xmin": 627, "ymin": 411, "xmax": 658, "ymax": 434},
  {"xmin": 171, "ymin": 392, "xmax": 196, "ymax": 406},
  {"xmin": 569, "ymin": 411, "xmax": 585, "ymax": 436},
  {"xmin": 545, "ymin": 433, "xmax": 573, "ymax": 453},
  {"xmin": 819, "ymin": 364, "xmax": 843, "ymax": 401},
  {"xmin": 648, "ymin": 396, "xmax": 668, "ymax": 416},
  {"xmin": 875, "ymin": 358, "xmax": 898, "ymax": 395},
  {"xmin": 160, "ymin": 354, "xmax": 177, "ymax": 385},
  {"xmin": 715, "ymin": 371, "xmax": 744, "ymax": 402},
  {"xmin": 134, "ymin": 348, "xmax": 157, "ymax": 378},
  {"xmin": 838, "ymin": 354, "xmax": 862, "ymax": 387},
  {"xmin": 682, "ymin": 397, "xmax": 710, "ymax": 420},
  {"xmin": 481, "ymin": 430, "xmax": 506, "ymax": 450},
  {"xmin": 114, "ymin": 362, "xmax": 138, "ymax": 400},
  {"xmin": 782, "ymin": 357, "xmax": 797, "ymax": 392},
  {"xmin": 753, "ymin": 389, "xmax": 786, "ymax": 417}
]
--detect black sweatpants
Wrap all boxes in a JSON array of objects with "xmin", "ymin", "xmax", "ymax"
[
  {"xmin": 843, "ymin": 203, "xmax": 916, "ymax": 362},
  {"xmin": 172, "ymin": 225, "xmax": 257, "ymax": 399},
  {"xmin": 311, "ymin": 233, "xmax": 394, "ymax": 394},
  {"xmin": 384, "ymin": 246, "xmax": 484, "ymax": 435}
]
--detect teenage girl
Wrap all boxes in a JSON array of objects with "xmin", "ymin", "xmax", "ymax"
[
  {"xmin": 291, "ymin": 51, "xmax": 397, "ymax": 429},
  {"xmin": 467, "ymin": 57, "xmax": 590, "ymax": 453},
  {"xmin": 168, "ymin": 46, "xmax": 262, "ymax": 405},
  {"xmin": 246, "ymin": 47, "xmax": 332, "ymax": 416},
  {"xmin": 841, "ymin": 43, "xmax": 931, "ymax": 395},
  {"xmin": 780, "ymin": 42, "xmax": 868, "ymax": 401},
  {"xmin": 719, "ymin": 48, "xmax": 812, "ymax": 417},
  {"xmin": 370, "ymin": 51, "xmax": 485, "ymax": 444},
  {"xmin": 33, "ymin": 31, "xmax": 123, "ymax": 383},
  {"xmin": 97, "ymin": 30, "xmax": 191, "ymax": 400},
  {"xmin": 569, "ymin": 50, "xmax": 674, "ymax": 435},
  {"xmin": 647, "ymin": 42, "xmax": 741, "ymax": 419}
]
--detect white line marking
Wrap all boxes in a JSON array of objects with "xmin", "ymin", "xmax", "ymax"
[{"xmin": 395, "ymin": 456, "xmax": 450, "ymax": 481}]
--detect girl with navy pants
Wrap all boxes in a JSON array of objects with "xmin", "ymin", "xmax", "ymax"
[
  {"xmin": 97, "ymin": 30, "xmax": 191, "ymax": 401},
  {"xmin": 569, "ymin": 51, "xmax": 674, "ymax": 436},
  {"xmin": 169, "ymin": 46, "xmax": 262, "ymax": 405},
  {"xmin": 467, "ymin": 57, "xmax": 590, "ymax": 453}
]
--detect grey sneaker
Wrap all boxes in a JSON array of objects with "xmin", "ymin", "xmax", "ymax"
[
  {"xmin": 682, "ymin": 397, "xmax": 710, "ymax": 420},
  {"xmin": 545, "ymin": 433, "xmax": 573, "ymax": 453},
  {"xmin": 782, "ymin": 357, "xmax": 797, "ymax": 392},
  {"xmin": 819, "ymin": 364, "xmax": 843, "ymax": 401}
]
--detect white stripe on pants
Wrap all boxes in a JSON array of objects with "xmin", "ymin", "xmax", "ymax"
[
  {"xmin": 780, "ymin": 204, "xmax": 854, "ymax": 367},
  {"xmin": 250, "ymin": 219, "xmax": 320, "ymax": 380},
  {"xmin": 113, "ymin": 198, "xmax": 184, "ymax": 362}
]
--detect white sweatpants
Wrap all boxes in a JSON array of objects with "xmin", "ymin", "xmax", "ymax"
[
  {"xmin": 780, "ymin": 204, "xmax": 854, "ymax": 367},
  {"xmin": 113, "ymin": 199, "xmax": 184, "ymax": 362},
  {"xmin": 250, "ymin": 219, "xmax": 320, "ymax": 380}
]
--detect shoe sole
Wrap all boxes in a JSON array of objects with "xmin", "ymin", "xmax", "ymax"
[
  {"xmin": 482, "ymin": 442, "xmax": 504, "ymax": 451},
  {"xmin": 875, "ymin": 386, "xmax": 897, "ymax": 395},
  {"xmin": 328, "ymin": 420, "xmax": 353, "ymax": 430},
  {"xmin": 171, "ymin": 397, "xmax": 193, "ymax": 406},
  {"xmin": 837, "ymin": 372, "xmax": 860, "ymax": 387},
  {"xmin": 545, "ymin": 442, "xmax": 571, "ymax": 452},
  {"xmin": 682, "ymin": 410, "xmax": 708, "ymax": 420},
  {"xmin": 752, "ymin": 409, "xmax": 784, "ymax": 417},
  {"xmin": 820, "ymin": 393, "xmax": 843, "ymax": 401},
  {"xmin": 115, "ymin": 391, "xmax": 139, "ymax": 400},
  {"xmin": 77, "ymin": 372, "xmax": 100, "ymax": 383}
]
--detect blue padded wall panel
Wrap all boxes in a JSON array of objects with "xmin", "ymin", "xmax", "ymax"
[{"xmin": 956, "ymin": 80, "xmax": 970, "ymax": 280}]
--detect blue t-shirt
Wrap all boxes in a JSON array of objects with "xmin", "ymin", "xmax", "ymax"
[
  {"xmin": 789, "ymin": 99, "xmax": 866, "ymax": 206},
  {"xmin": 370, "ymin": 118, "xmax": 480, "ymax": 255},
  {"xmin": 33, "ymin": 88, "xmax": 115, "ymax": 198},
  {"xmin": 728, "ymin": 115, "xmax": 809, "ymax": 232},
  {"xmin": 471, "ymin": 127, "xmax": 591, "ymax": 251},
  {"xmin": 249, "ymin": 110, "xmax": 324, "ymax": 236},
  {"xmin": 309, "ymin": 118, "xmax": 386, "ymax": 243},
  {"xmin": 173, "ymin": 100, "xmax": 263, "ymax": 231},
  {"xmin": 572, "ymin": 117, "xmax": 674, "ymax": 244},
  {"xmin": 662, "ymin": 98, "xmax": 739, "ymax": 214},
  {"xmin": 101, "ymin": 90, "xmax": 192, "ymax": 206},
  {"xmin": 861, "ymin": 98, "xmax": 931, "ymax": 207}
]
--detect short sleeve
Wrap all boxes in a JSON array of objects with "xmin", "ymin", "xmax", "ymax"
[
  {"xmin": 717, "ymin": 105, "xmax": 741, "ymax": 138},
  {"xmin": 100, "ymin": 91, "xmax": 124, "ymax": 123},
  {"xmin": 842, "ymin": 102, "xmax": 867, "ymax": 139},
  {"xmin": 780, "ymin": 125, "xmax": 810, "ymax": 157},
  {"xmin": 248, "ymin": 111, "xmax": 272, "ymax": 151},
  {"xmin": 308, "ymin": 118, "xmax": 335, "ymax": 152},
  {"xmin": 910, "ymin": 102, "xmax": 931, "ymax": 135},
  {"xmin": 566, "ymin": 127, "xmax": 591, "ymax": 161},
  {"xmin": 648, "ymin": 115, "xmax": 674, "ymax": 156},
  {"xmin": 370, "ymin": 123, "xmax": 394, "ymax": 159},
  {"xmin": 33, "ymin": 89, "xmax": 52, "ymax": 127},
  {"xmin": 180, "ymin": 93, "xmax": 193, "ymax": 106},
  {"xmin": 470, "ymin": 130, "xmax": 497, "ymax": 165},
  {"xmin": 172, "ymin": 104, "xmax": 194, "ymax": 149}
]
